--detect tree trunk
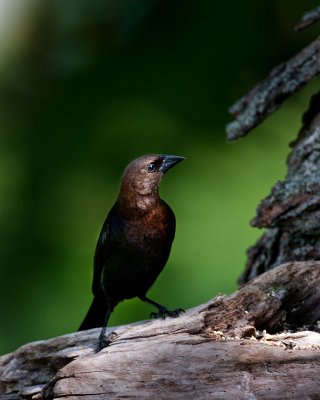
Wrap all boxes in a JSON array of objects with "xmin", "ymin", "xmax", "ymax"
[{"xmin": 226, "ymin": 6, "xmax": 320, "ymax": 284}]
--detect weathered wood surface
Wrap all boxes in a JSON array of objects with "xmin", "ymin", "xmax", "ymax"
[
  {"xmin": 226, "ymin": 37, "xmax": 320, "ymax": 142},
  {"xmin": 294, "ymin": 6, "xmax": 320, "ymax": 32},
  {"xmin": 225, "ymin": 7, "xmax": 320, "ymax": 284},
  {"xmin": 1, "ymin": 261, "xmax": 320, "ymax": 400},
  {"xmin": 239, "ymin": 90, "xmax": 320, "ymax": 284},
  {"xmin": 226, "ymin": 6, "xmax": 320, "ymax": 142}
]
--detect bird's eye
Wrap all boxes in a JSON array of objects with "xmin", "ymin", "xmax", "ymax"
[{"xmin": 147, "ymin": 163, "xmax": 156, "ymax": 172}]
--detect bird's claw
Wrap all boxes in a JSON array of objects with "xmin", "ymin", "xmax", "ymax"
[
  {"xmin": 150, "ymin": 307, "xmax": 185, "ymax": 320},
  {"xmin": 97, "ymin": 331, "xmax": 118, "ymax": 352}
]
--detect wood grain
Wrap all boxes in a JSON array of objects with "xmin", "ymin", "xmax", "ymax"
[{"xmin": 1, "ymin": 261, "xmax": 320, "ymax": 399}]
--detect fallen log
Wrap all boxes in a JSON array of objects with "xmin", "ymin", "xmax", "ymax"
[{"xmin": 1, "ymin": 261, "xmax": 320, "ymax": 399}]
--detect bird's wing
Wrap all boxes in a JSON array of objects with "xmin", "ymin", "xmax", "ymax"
[{"xmin": 92, "ymin": 206, "xmax": 117, "ymax": 296}]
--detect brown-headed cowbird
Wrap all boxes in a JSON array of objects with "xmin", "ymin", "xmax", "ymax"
[{"xmin": 79, "ymin": 154, "xmax": 185, "ymax": 351}]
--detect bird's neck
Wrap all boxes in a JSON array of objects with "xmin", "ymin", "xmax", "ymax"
[{"xmin": 116, "ymin": 189, "xmax": 160, "ymax": 218}]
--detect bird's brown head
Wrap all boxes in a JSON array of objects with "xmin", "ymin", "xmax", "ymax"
[{"xmin": 118, "ymin": 154, "xmax": 185, "ymax": 203}]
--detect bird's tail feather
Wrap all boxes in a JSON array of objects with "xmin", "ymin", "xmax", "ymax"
[{"xmin": 78, "ymin": 296, "xmax": 107, "ymax": 331}]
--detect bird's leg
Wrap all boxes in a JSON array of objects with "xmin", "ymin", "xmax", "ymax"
[
  {"xmin": 96, "ymin": 306, "xmax": 117, "ymax": 352},
  {"xmin": 139, "ymin": 296, "xmax": 184, "ymax": 319}
]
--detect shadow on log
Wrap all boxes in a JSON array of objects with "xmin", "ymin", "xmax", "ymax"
[{"xmin": 1, "ymin": 261, "xmax": 320, "ymax": 399}]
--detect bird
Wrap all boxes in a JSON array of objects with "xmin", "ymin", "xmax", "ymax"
[{"xmin": 79, "ymin": 154, "xmax": 185, "ymax": 351}]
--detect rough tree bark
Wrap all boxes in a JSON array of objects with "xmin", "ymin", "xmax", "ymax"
[
  {"xmin": 2, "ymin": 6, "xmax": 320, "ymax": 400},
  {"xmin": 225, "ymin": 5, "xmax": 320, "ymax": 284},
  {"xmin": 239, "ymin": 91, "xmax": 320, "ymax": 284}
]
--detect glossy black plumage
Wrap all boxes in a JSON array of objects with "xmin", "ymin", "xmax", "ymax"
[{"xmin": 79, "ymin": 154, "xmax": 185, "ymax": 351}]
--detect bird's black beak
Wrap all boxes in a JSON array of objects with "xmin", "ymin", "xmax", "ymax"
[{"xmin": 159, "ymin": 155, "xmax": 185, "ymax": 173}]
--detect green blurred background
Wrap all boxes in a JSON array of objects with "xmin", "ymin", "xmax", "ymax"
[{"xmin": 0, "ymin": 0, "xmax": 318, "ymax": 354}]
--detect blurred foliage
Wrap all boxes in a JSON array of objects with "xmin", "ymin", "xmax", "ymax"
[{"xmin": 0, "ymin": 0, "xmax": 318, "ymax": 354}]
